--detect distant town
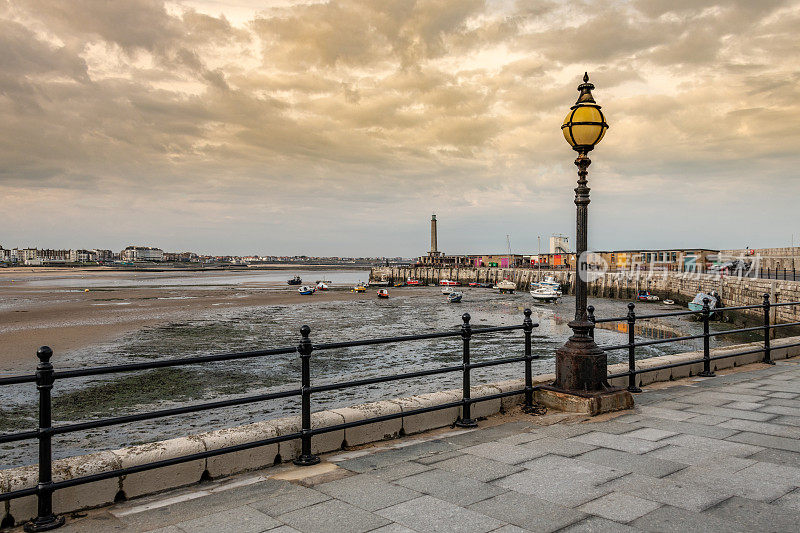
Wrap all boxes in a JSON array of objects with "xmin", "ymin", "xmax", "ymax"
[{"xmin": 0, "ymin": 245, "xmax": 411, "ymax": 268}]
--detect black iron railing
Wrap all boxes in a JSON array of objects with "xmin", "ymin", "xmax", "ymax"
[
  {"xmin": 0, "ymin": 310, "xmax": 539, "ymax": 531},
  {"xmin": 589, "ymin": 293, "xmax": 800, "ymax": 392}
]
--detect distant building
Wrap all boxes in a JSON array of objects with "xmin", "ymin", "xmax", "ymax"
[
  {"xmin": 121, "ymin": 246, "xmax": 164, "ymax": 262},
  {"xmin": 549, "ymin": 234, "xmax": 570, "ymax": 254},
  {"xmin": 69, "ymin": 249, "xmax": 96, "ymax": 263},
  {"xmin": 93, "ymin": 249, "xmax": 115, "ymax": 262}
]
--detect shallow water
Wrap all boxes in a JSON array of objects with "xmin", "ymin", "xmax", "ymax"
[{"xmin": 0, "ymin": 275, "xmax": 759, "ymax": 468}]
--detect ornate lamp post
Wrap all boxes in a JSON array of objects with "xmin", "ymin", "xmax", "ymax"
[{"xmin": 554, "ymin": 73, "xmax": 610, "ymax": 393}]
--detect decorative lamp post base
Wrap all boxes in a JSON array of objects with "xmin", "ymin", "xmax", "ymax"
[
  {"xmin": 539, "ymin": 320, "xmax": 634, "ymax": 416},
  {"xmin": 292, "ymin": 454, "xmax": 321, "ymax": 467}
]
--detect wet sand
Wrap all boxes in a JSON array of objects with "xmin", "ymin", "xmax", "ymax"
[{"xmin": 0, "ymin": 268, "xmax": 370, "ymax": 372}]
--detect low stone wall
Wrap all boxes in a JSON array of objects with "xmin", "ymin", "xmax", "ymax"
[
  {"xmin": 3, "ymin": 336, "xmax": 799, "ymax": 526},
  {"xmin": 371, "ymin": 267, "xmax": 800, "ymax": 322}
]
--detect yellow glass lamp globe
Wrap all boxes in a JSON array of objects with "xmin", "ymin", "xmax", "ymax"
[{"xmin": 561, "ymin": 73, "xmax": 608, "ymax": 152}]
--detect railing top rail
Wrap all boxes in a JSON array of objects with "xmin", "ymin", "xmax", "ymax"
[
  {"xmin": 52, "ymin": 346, "xmax": 298, "ymax": 380},
  {"xmin": 313, "ymin": 324, "xmax": 528, "ymax": 351},
  {"xmin": 593, "ymin": 300, "xmax": 800, "ymax": 324}
]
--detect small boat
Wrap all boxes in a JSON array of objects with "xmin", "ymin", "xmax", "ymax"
[
  {"xmin": 531, "ymin": 276, "xmax": 562, "ymax": 295},
  {"xmin": 377, "ymin": 289, "xmax": 389, "ymax": 299},
  {"xmin": 479, "ymin": 282, "xmax": 494, "ymax": 288},
  {"xmin": 439, "ymin": 279, "xmax": 459, "ymax": 286},
  {"xmin": 297, "ymin": 285, "xmax": 315, "ymax": 295},
  {"xmin": 406, "ymin": 278, "xmax": 422, "ymax": 286},
  {"xmin": 663, "ymin": 299, "xmax": 675, "ymax": 305},
  {"xmin": 393, "ymin": 281, "xmax": 405, "ymax": 287},
  {"xmin": 637, "ymin": 290, "xmax": 660, "ymax": 302},
  {"xmin": 448, "ymin": 291, "xmax": 463, "ymax": 303},
  {"xmin": 441, "ymin": 286, "xmax": 454, "ymax": 295},
  {"xmin": 316, "ymin": 281, "xmax": 329, "ymax": 291},
  {"xmin": 495, "ymin": 279, "xmax": 516, "ymax": 293},
  {"xmin": 530, "ymin": 287, "xmax": 559, "ymax": 303},
  {"xmin": 689, "ymin": 292, "xmax": 719, "ymax": 312},
  {"xmin": 352, "ymin": 284, "xmax": 366, "ymax": 293},
  {"xmin": 468, "ymin": 282, "xmax": 480, "ymax": 287},
  {"xmin": 287, "ymin": 276, "xmax": 302, "ymax": 285}
]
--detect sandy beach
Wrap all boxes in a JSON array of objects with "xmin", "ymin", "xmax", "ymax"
[{"xmin": 0, "ymin": 267, "xmax": 370, "ymax": 372}]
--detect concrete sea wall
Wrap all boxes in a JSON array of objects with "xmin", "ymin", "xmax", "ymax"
[
  {"xmin": 371, "ymin": 267, "xmax": 800, "ymax": 322},
  {"xmin": 3, "ymin": 336, "xmax": 800, "ymax": 526}
]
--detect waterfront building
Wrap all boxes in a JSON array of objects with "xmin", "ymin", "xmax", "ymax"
[
  {"xmin": 549, "ymin": 234, "xmax": 570, "ymax": 254},
  {"xmin": 121, "ymin": 246, "xmax": 164, "ymax": 262},
  {"xmin": 597, "ymin": 249, "xmax": 718, "ymax": 272}
]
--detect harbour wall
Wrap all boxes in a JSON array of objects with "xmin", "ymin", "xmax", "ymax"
[
  {"xmin": 3, "ymin": 337, "xmax": 800, "ymax": 526},
  {"xmin": 370, "ymin": 267, "xmax": 800, "ymax": 323}
]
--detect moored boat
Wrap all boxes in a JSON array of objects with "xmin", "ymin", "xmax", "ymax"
[
  {"xmin": 406, "ymin": 278, "xmax": 421, "ymax": 286},
  {"xmin": 287, "ymin": 276, "xmax": 302, "ymax": 285},
  {"xmin": 531, "ymin": 276, "xmax": 562, "ymax": 295},
  {"xmin": 439, "ymin": 279, "xmax": 459, "ymax": 286},
  {"xmin": 316, "ymin": 281, "xmax": 329, "ymax": 291},
  {"xmin": 637, "ymin": 290, "xmax": 660, "ymax": 302},
  {"xmin": 688, "ymin": 291, "xmax": 719, "ymax": 312},
  {"xmin": 448, "ymin": 291, "xmax": 463, "ymax": 303},
  {"xmin": 530, "ymin": 287, "xmax": 559, "ymax": 302},
  {"xmin": 468, "ymin": 282, "xmax": 480, "ymax": 287},
  {"xmin": 393, "ymin": 281, "xmax": 405, "ymax": 287},
  {"xmin": 297, "ymin": 285, "xmax": 315, "ymax": 295},
  {"xmin": 441, "ymin": 286, "xmax": 454, "ymax": 295},
  {"xmin": 377, "ymin": 289, "xmax": 389, "ymax": 299},
  {"xmin": 352, "ymin": 283, "xmax": 367, "ymax": 292},
  {"xmin": 495, "ymin": 279, "xmax": 516, "ymax": 293}
]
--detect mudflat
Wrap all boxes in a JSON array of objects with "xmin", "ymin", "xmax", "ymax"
[{"xmin": 0, "ymin": 268, "xmax": 369, "ymax": 372}]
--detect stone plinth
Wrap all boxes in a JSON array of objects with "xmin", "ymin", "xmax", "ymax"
[{"xmin": 535, "ymin": 387, "xmax": 633, "ymax": 416}]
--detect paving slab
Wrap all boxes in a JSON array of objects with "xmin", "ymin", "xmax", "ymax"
[
  {"xmin": 604, "ymin": 473, "xmax": 733, "ymax": 512},
  {"xmin": 278, "ymin": 499, "xmax": 390, "ymax": 533},
  {"xmin": 558, "ymin": 516, "xmax": 640, "ymax": 532},
  {"xmin": 747, "ymin": 448, "xmax": 800, "ymax": 468},
  {"xmin": 315, "ymin": 473, "xmax": 420, "ymax": 511},
  {"xmin": 570, "ymin": 432, "xmax": 667, "ymax": 454},
  {"xmin": 376, "ymin": 495, "xmax": 504, "ymax": 533},
  {"xmin": 174, "ymin": 505, "xmax": 280, "ymax": 533},
  {"xmin": 578, "ymin": 491, "xmax": 661, "ymax": 523},
  {"xmin": 704, "ymin": 496, "xmax": 800, "ymax": 532},
  {"xmin": 619, "ymin": 427, "xmax": 676, "ymax": 441},
  {"xmin": 519, "ymin": 436, "xmax": 598, "ymax": 457},
  {"xmin": 393, "ymin": 468, "xmax": 506, "ymax": 506},
  {"xmin": 659, "ymin": 433, "xmax": 763, "ymax": 457},
  {"xmin": 727, "ymin": 431, "xmax": 800, "ymax": 452},
  {"xmin": 431, "ymin": 453, "xmax": 523, "ymax": 482},
  {"xmin": 461, "ymin": 441, "xmax": 546, "ymax": 465},
  {"xmin": 630, "ymin": 504, "xmax": 744, "ymax": 532},
  {"xmin": 467, "ymin": 490, "xmax": 585, "ymax": 532},
  {"xmin": 686, "ymin": 404, "xmax": 778, "ymax": 421},
  {"xmin": 575, "ymin": 447, "xmax": 686, "ymax": 478}
]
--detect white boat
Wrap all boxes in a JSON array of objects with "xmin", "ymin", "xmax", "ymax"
[
  {"xmin": 448, "ymin": 291, "xmax": 463, "ymax": 303},
  {"xmin": 532, "ymin": 276, "xmax": 562, "ymax": 296},
  {"xmin": 439, "ymin": 279, "xmax": 458, "ymax": 286},
  {"xmin": 298, "ymin": 285, "xmax": 315, "ymax": 295},
  {"xmin": 441, "ymin": 286, "xmax": 454, "ymax": 295},
  {"xmin": 316, "ymin": 281, "xmax": 329, "ymax": 291},
  {"xmin": 495, "ymin": 279, "xmax": 516, "ymax": 293},
  {"xmin": 530, "ymin": 287, "xmax": 559, "ymax": 302}
]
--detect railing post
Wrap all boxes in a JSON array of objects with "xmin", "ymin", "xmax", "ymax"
[
  {"xmin": 523, "ymin": 309, "xmax": 534, "ymax": 409},
  {"xmin": 456, "ymin": 313, "xmax": 477, "ymax": 428},
  {"xmin": 25, "ymin": 346, "xmax": 65, "ymax": 532},
  {"xmin": 293, "ymin": 325, "xmax": 320, "ymax": 466},
  {"xmin": 587, "ymin": 305, "xmax": 595, "ymax": 339},
  {"xmin": 698, "ymin": 297, "xmax": 715, "ymax": 377},
  {"xmin": 626, "ymin": 303, "xmax": 642, "ymax": 393},
  {"xmin": 763, "ymin": 293, "xmax": 774, "ymax": 365}
]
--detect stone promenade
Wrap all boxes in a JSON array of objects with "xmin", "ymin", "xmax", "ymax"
[{"xmin": 18, "ymin": 360, "xmax": 800, "ymax": 532}]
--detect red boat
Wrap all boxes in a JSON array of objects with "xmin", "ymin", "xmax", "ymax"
[
  {"xmin": 439, "ymin": 279, "xmax": 459, "ymax": 286},
  {"xmin": 406, "ymin": 278, "xmax": 421, "ymax": 286},
  {"xmin": 468, "ymin": 282, "xmax": 480, "ymax": 287}
]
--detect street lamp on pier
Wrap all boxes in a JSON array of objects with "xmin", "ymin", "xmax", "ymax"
[{"xmin": 553, "ymin": 73, "xmax": 612, "ymax": 394}]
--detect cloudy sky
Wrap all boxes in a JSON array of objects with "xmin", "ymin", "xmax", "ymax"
[{"xmin": 1, "ymin": 0, "xmax": 799, "ymax": 256}]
